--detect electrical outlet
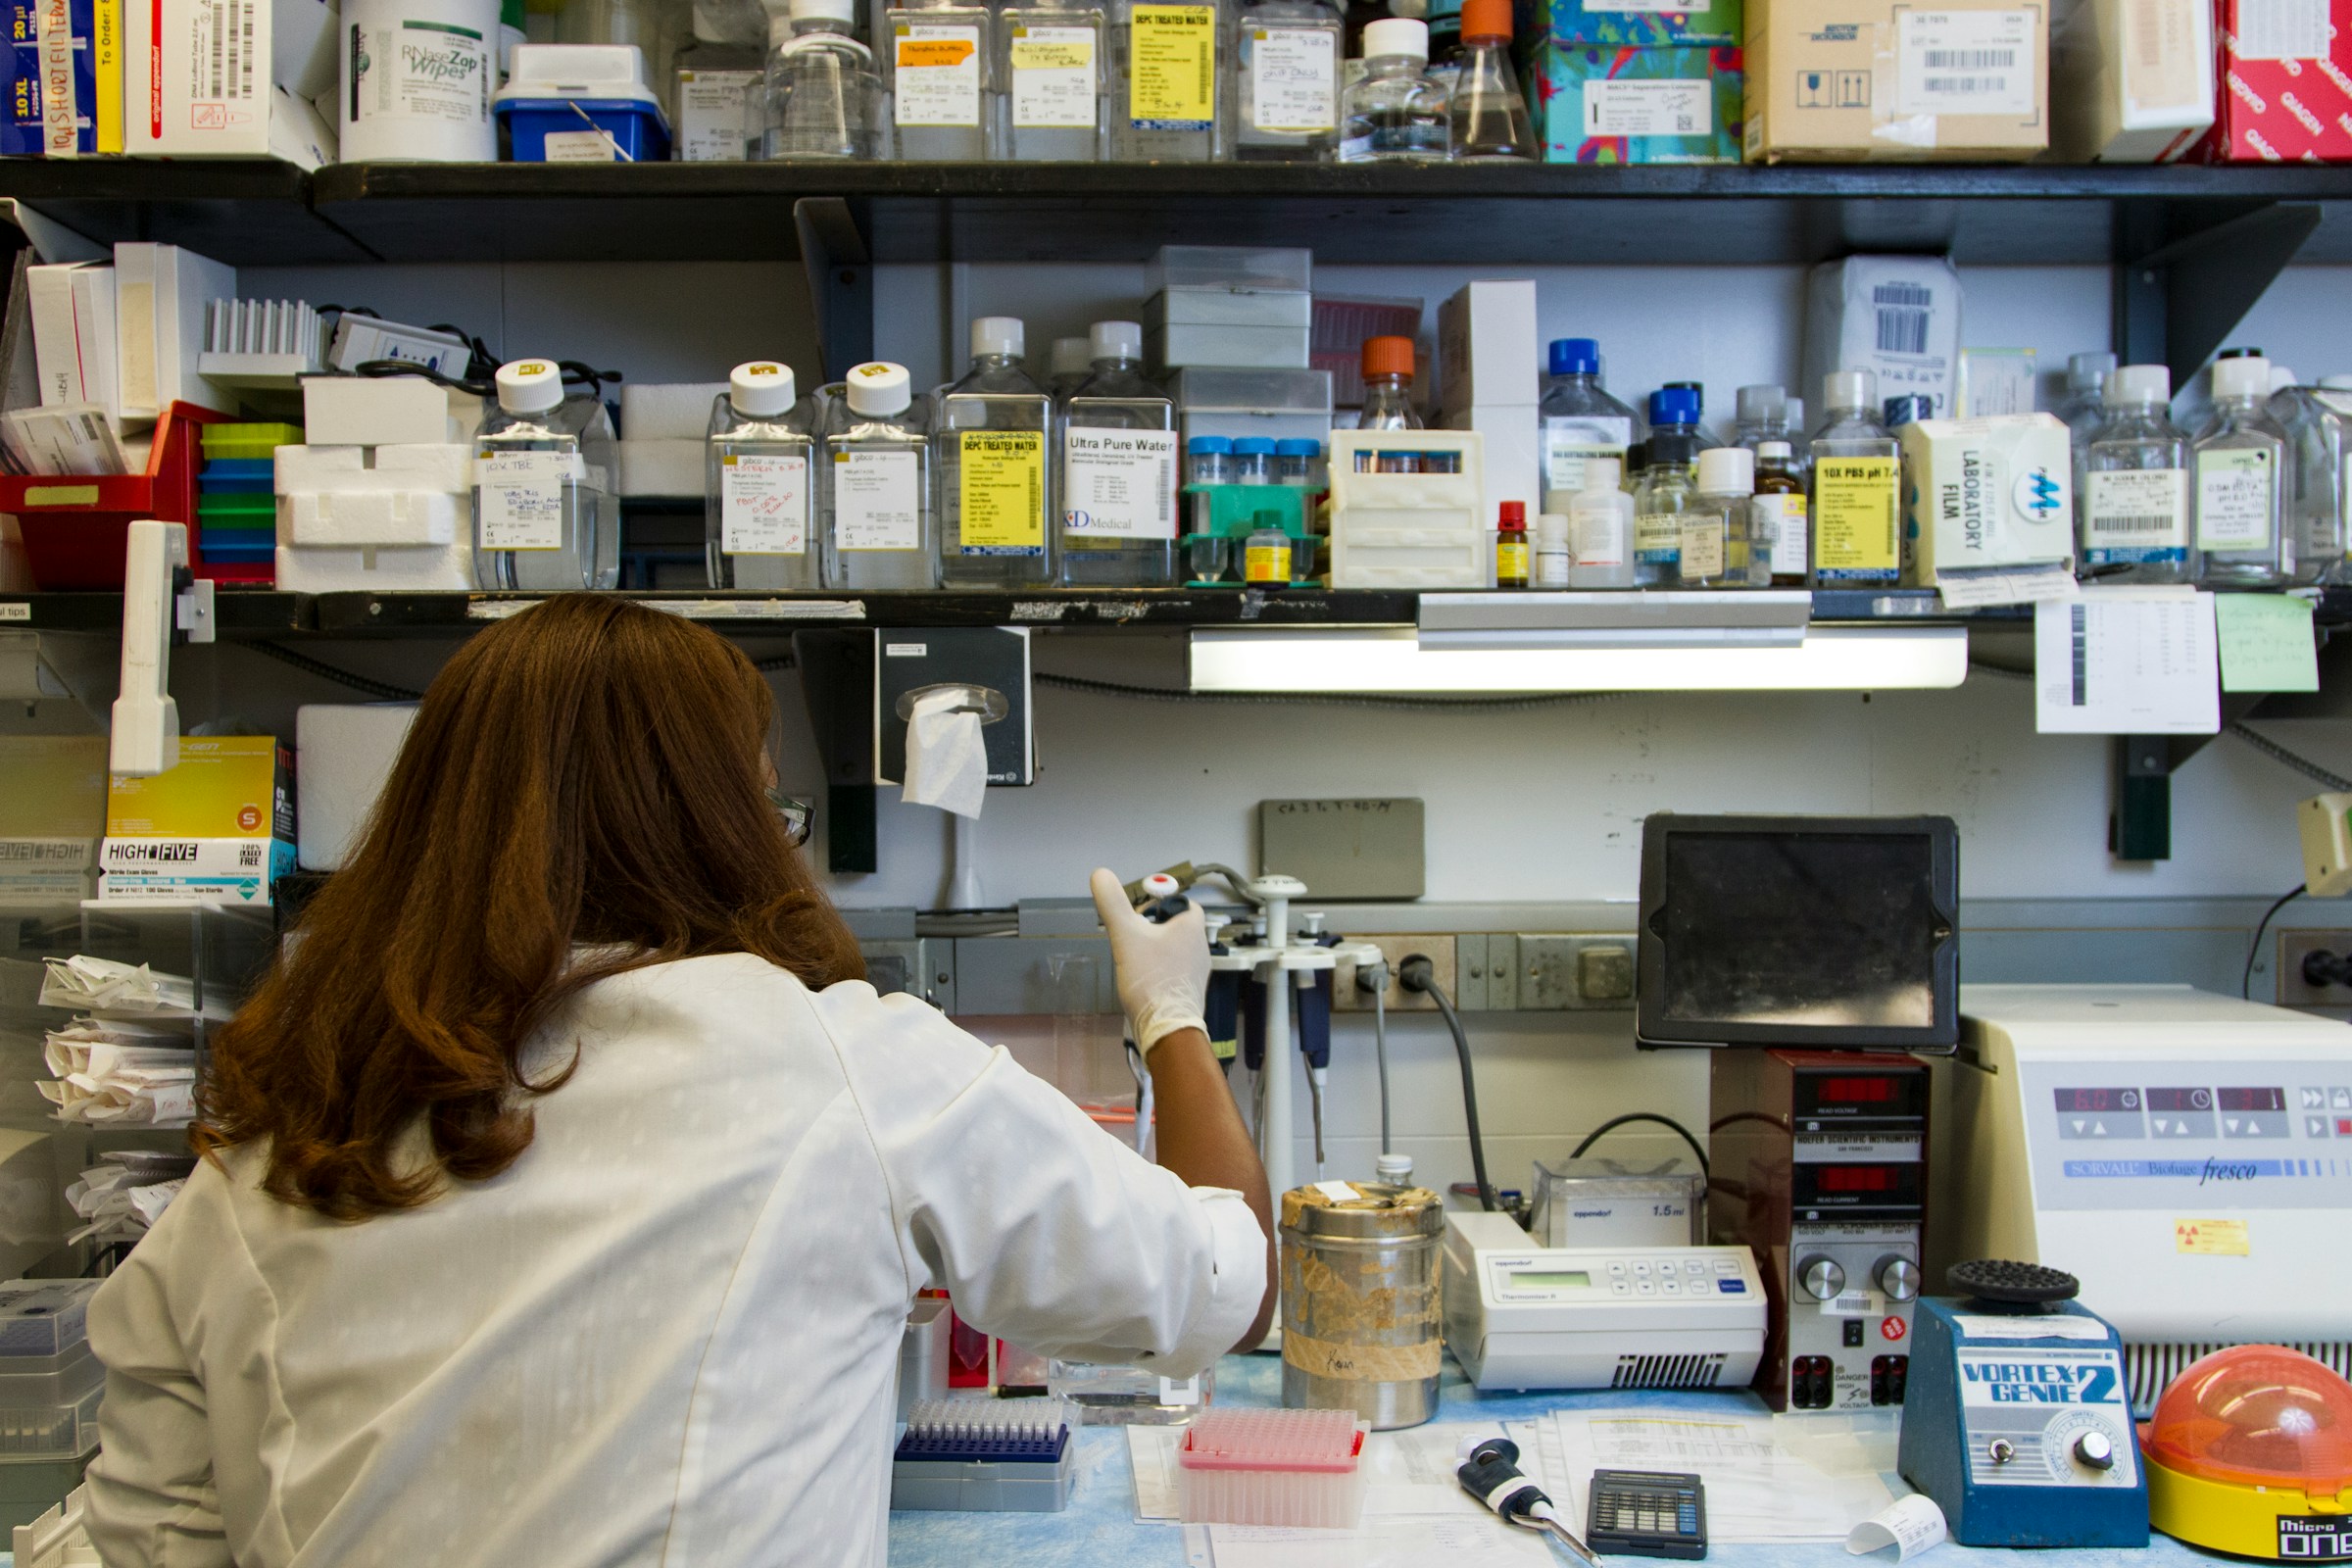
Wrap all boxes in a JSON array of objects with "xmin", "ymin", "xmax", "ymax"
[
  {"xmin": 1333, "ymin": 934, "xmax": 1459, "ymax": 1011},
  {"xmin": 2277, "ymin": 930, "xmax": 2352, "ymax": 1006}
]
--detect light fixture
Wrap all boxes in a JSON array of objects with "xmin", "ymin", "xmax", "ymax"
[{"xmin": 1188, "ymin": 625, "xmax": 1970, "ymax": 694}]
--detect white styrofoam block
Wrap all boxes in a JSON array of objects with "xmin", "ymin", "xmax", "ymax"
[
  {"xmin": 296, "ymin": 703, "xmax": 417, "ymax": 871},
  {"xmin": 274, "ymin": 540, "xmax": 475, "ymax": 594},
  {"xmin": 302, "ymin": 377, "xmax": 458, "ymax": 446},
  {"xmin": 284, "ymin": 490, "xmax": 461, "ymax": 548},
  {"xmin": 274, "ymin": 443, "xmax": 472, "ymax": 495},
  {"xmin": 618, "ymin": 438, "xmax": 707, "ymax": 498},
  {"xmin": 620, "ymin": 382, "xmax": 726, "ymax": 440}
]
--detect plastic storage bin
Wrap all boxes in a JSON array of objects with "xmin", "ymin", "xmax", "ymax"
[
  {"xmin": 1327, "ymin": 428, "xmax": 1490, "ymax": 588},
  {"xmin": 0, "ymin": 404, "xmax": 225, "ymax": 589},
  {"xmin": 496, "ymin": 45, "xmax": 672, "ymax": 161},
  {"xmin": 1148, "ymin": 323, "xmax": 1312, "ymax": 371},
  {"xmin": 0, "ymin": 1351, "xmax": 100, "ymax": 1459},
  {"xmin": 1154, "ymin": 245, "xmax": 1314, "ymax": 293},
  {"xmin": 1171, "ymin": 368, "xmax": 1334, "ymax": 447},
  {"xmin": 1146, "ymin": 286, "xmax": 1316, "ymax": 328},
  {"xmin": 1175, "ymin": 1407, "xmax": 1368, "ymax": 1527}
]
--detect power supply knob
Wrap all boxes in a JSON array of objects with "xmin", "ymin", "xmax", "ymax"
[
  {"xmin": 2073, "ymin": 1431, "xmax": 2117, "ymax": 1471},
  {"xmin": 1875, "ymin": 1256, "xmax": 1921, "ymax": 1302},
  {"xmin": 1798, "ymin": 1256, "xmax": 1846, "ymax": 1300}
]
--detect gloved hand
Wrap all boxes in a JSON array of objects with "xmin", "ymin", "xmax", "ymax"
[{"xmin": 1090, "ymin": 866, "xmax": 1210, "ymax": 1058}]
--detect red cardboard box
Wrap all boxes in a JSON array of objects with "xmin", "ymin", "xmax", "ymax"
[{"xmin": 2191, "ymin": 0, "xmax": 2352, "ymax": 161}]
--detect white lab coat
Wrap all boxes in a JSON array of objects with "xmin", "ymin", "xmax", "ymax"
[{"xmin": 83, "ymin": 954, "xmax": 1265, "ymax": 1567}]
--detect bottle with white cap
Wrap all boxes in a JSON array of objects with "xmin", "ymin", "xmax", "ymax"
[
  {"xmin": 2079, "ymin": 364, "xmax": 2193, "ymax": 587},
  {"xmin": 1732, "ymin": 383, "xmax": 1789, "ymax": 451},
  {"xmin": 761, "ymin": 0, "xmax": 882, "ymax": 159},
  {"xmin": 1061, "ymin": 319, "xmax": 1179, "ymax": 586},
  {"xmin": 1567, "ymin": 456, "xmax": 1634, "ymax": 589},
  {"xmin": 938, "ymin": 316, "xmax": 1055, "ymax": 586},
  {"xmin": 2194, "ymin": 348, "xmax": 2292, "ymax": 588},
  {"xmin": 884, "ymin": 0, "xmax": 998, "ymax": 160},
  {"xmin": 1688, "ymin": 445, "xmax": 1766, "ymax": 589},
  {"xmin": 706, "ymin": 362, "xmax": 818, "ymax": 591},
  {"xmin": 2277, "ymin": 371, "xmax": 2352, "ymax": 586},
  {"xmin": 1001, "ymin": 0, "xmax": 1106, "ymax": 161},
  {"xmin": 1337, "ymin": 17, "xmax": 1447, "ymax": 161},
  {"xmin": 1046, "ymin": 336, "xmax": 1096, "ymax": 401},
  {"xmin": 1108, "ymin": 0, "xmax": 1224, "ymax": 162},
  {"xmin": 1807, "ymin": 368, "xmax": 1900, "ymax": 588},
  {"xmin": 2060, "ymin": 351, "xmax": 2119, "ymax": 449},
  {"xmin": 471, "ymin": 359, "xmax": 620, "ymax": 593},
  {"xmin": 821, "ymin": 361, "xmax": 939, "ymax": 590}
]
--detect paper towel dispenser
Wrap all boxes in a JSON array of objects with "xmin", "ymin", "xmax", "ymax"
[{"xmin": 872, "ymin": 629, "xmax": 1034, "ymax": 789}]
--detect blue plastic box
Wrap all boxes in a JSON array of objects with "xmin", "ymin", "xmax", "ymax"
[{"xmin": 498, "ymin": 97, "xmax": 672, "ymax": 162}]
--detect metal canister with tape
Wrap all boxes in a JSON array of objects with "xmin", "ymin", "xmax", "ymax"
[{"xmin": 1279, "ymin": 1180, "xmax": 1445, "ymax": 1430}]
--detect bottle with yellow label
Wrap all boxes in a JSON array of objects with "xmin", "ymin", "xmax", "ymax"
[
  {"xmin": 938, "ymin": 316, "xmax": 1055, "ymax": 587},
  {"xmin": 1000, "ymin": 0, "xmax": 1106, "ymax": 158},
  {"xmin": 886, "ymin": 0, "xmax": 998, "ymax": 159},
  {"xmin": 1807, "ymin": 368, "xmax": 1901, "ymax": 588},
  {"xmin": 1110, "ymin": 0, "xmax": 1226, "ymax": 161}
]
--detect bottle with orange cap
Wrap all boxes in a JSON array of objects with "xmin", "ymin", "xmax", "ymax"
[
  {"xmin": 1234, "ymin": 0, "xmax": 1343, "ymax": 160},
  {"xmin": 1447, "ymin": 0, "xmax": 1530, "ymax": 160},
  {"xmin": 1355, "ymin": 334, "xmax": 1426, "ymax": 475}
]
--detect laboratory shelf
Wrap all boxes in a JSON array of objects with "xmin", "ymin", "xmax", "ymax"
[
  {"xmin": 7, "ymin": 158, "xmax": 2352, "ymax": 267},
  {"xmin": 0, "ymin": 589, "xmax": 309, "ymax": 637}
]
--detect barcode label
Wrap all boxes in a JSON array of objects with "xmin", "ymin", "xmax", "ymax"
[
  {"xmin": 1897, "ymin": 10, "xmax": 2034, "ymax": 116},
  {"xmin": 2085, "ymin": 470, "xmax": 2189, "ymax": 557},
  {"xmin": 1877, "ymin": 308, "xmax": 1931, "ymax": 356},
  {"xmin": 188, "ymin": 0, "xmax": 261, "ymax": 105},
  {"xmin": 1873, "ymin": 282, "xmax": 1935, "ymax": 308},
  {"xmin": 2071, "ymin": 603, "xmax": 2089, "ymax": 706},
  {"xmin": 2092, "ymin": 514, "xmax": 2174, "ymax": 533}
]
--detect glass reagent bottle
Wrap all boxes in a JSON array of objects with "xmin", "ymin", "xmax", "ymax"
[
  {"xmin": 708, "ymin": 360, "xmax": 817, "ymax": 590},
  {"xmin": 2079, "ymin": 364, "xmax": 2193, "ymax": 586},
  {"xmin": 472, "ymin": 358, "xmax": 620, "ymax": 593}
]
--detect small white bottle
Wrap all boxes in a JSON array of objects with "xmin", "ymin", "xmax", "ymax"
[
  {"xmin": 1534, "ymin": 511, "xmax": 1571, "ymax": 588},
  {"xmin": 2195, "ymin": 351, "xmax": 2293, "ymax": 587},
  {"xmin": 1568, "ymin": 455, "xmax": 1634, "ymax": 589},
  {"xmin": 822, "ymin": 361, "xmax": 938, "ymax": 590},
  {"xmin": 1688, "ymin": 445, "xmax": 1764, "ymax": 589},
  {"xmin": 472, "ymin": 359, "xmax": 620, "ymax": 593},
  {"xmin": 707, "ymin": 361, "xmax": 817, "ymax": 591}
]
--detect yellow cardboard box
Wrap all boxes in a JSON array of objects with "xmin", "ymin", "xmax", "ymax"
[
  {"xmin": 107, "ymin": 736, "xmax": 294, "ymax": 841},
  {"xmin": 1745, "ymin": 0, "xmax": 2049, "ymax": 161}
]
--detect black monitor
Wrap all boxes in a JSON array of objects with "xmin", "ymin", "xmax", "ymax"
[{"xmin": 1636, "ymin": 813, "xmax": 1959, "ymax": 1053}]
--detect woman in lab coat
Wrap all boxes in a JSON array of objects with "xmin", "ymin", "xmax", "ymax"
[{"xmin": 84, "ymin": 594, "xmax": 1274, "ymax": 1568}]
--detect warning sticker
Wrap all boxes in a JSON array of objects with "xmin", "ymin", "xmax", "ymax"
[{"xmin": 2174, "ymin": 1217, "xmax": 2250, "ymax": 1255}]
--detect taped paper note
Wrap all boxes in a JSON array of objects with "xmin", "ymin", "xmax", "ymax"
[{"xmin": 1847, "ymin": 1494, "xmax": 1948, "ymax": 1561}]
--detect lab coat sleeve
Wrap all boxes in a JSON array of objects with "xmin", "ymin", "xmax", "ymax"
[
  {"xmin": 818, "ymin": 983, "xmax": 1265, "ymax": 1380},
  {"xmin": 84, "ymin": 1172, "xmax": 235, "ymax": 1568}
]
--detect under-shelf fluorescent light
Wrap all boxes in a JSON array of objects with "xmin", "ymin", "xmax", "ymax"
[{"xmin": 1188, "ymin": 625, "xmax": 1969, "ymax": 693}]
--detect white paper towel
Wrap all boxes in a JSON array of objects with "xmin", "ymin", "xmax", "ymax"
[{"xmin": 902, "ymin": 689, "xmax": 987, "ymax": 818}]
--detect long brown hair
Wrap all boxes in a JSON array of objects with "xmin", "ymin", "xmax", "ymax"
[{"xmin": 197, "ymin": 595, "xmax": 864, "ymax": 1220}]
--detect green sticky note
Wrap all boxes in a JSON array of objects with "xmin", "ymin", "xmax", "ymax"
[{"xmin": 2215, "ymin": 593, "xmax": 2320, "ymax": 693}]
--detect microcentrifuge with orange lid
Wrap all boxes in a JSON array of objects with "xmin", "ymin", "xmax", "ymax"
[{"xmin": 2144, "ymin": 1345, "xmax": 2352, "ymax": 1561}]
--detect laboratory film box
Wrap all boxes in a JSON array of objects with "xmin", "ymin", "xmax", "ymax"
[
  {"xmin": 1801, "ymin": 255, "xmax": 1962, "ymax": 419},
  {"xmin": 2189, "ymin": 0, "xmax": 2352, "ymax": 162},
  {"xmin": 1743, "ymin": 0, "xmax": 2048, "ymax": 160},
  {"xmin": 1529, "ymin": 44, "xmax": 1743, "ymax": 163},
  {"xmin": 1897, "ymin": 413, "xmax": 2074, "ymax": 588},
  {"xmin": 2048, "ymin": 0, "xmax": 2213, "ymax": 161},
  {"xmin": 100, "ymin": 735, "xmax": 295, "ymax": 905}
]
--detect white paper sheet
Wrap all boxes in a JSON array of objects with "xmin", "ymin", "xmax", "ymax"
[
  {"xmin": 1848, "ymin": 1494, "xmax": 1949, "ymax": 1561},
  {"xmin": 1184, "ymin": 1517, "xmax": 1556, "ymax": 1567},
  {"xmin": 2034, "ymin": 589, "xmax": 2220, "ymax": 735},
  {"xmin": 1549, "ymin": 1408, "xmax": 1898, "ymax": 1543}
]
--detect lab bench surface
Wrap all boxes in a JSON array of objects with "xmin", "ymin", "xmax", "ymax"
[{"xmin": 887, "ymin": 1353, "xmax": 2222, "ymax": 1568}]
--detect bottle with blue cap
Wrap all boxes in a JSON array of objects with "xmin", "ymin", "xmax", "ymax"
[
  {"xmin": 707, "ymin": 361, "xmax": 818, "ymax": 591},
  {"xmin": 471, "ymin": 358, "xmax": 621, "ymax": 593},
  {"xmin": 1060, "ymin": 318, "xmax": 1178, "ymax": 587},
  {"xmin": 822, "ymin": 361, "xmax": 939, "ymax": 590},
  {"xmin": 939, "ymin": 316, "xmax": 1055, "ymax": 586},
  {"xmin": 1632, "ymin": 386, "xmax": 1703, "ymax": 586},
  {"xmin": 1540, "ymin": 337, "xmax": 1643, "ymax": 510}
]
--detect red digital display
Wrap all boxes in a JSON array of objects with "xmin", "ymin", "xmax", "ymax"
[
  {"xmin": 1818, "ymin": 1166, "xmax": 1898, "ymax": 1193},
  {"xmin": 2054, "ymin": 1088, "xmax": 2140, "ymax": 1113},
  {"xmin": 2217, "ymin": 1088, "xmax": 2285, "ymax": 1111},
  {"xmin": 1819, "ymin": 1077, "xmax": 1899, "ymax": 1103}
]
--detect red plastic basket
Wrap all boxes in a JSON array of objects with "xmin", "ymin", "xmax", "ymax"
[{"xmin": 0, "ymin": 404, "xmax": 228, "ymax": 589}]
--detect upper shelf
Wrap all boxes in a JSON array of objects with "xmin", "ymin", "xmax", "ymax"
[{"xmin": 9, "ymin": 159, "xmax": 2352, "ymax": 267}]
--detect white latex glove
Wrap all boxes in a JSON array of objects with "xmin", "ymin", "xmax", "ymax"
[{"xmin": 1090, "ymin": 867, "xmax": 1210, "ymax": 1058}]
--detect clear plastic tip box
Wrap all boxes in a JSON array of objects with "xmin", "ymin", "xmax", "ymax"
[
  {"xmin": 0, "ymin": 1282, "xmax": 103, "ymax": 1461},
  {"xmin": 1175, "ymin": 1407, "xmax": 1368, "ymax": 1527},
  {"xmin": 891, "ymin": 1398, "xmax": 1075, "ymax": 1513}
]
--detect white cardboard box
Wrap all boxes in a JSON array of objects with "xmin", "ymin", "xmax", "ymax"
[
  {"xmin": 1438, "ymin": 280, "xmax": 1539, "ymax": 416},
  {"xmin": 124, "ymin": 0, "xmax": 338, "ymax": 155},
  {"xmin": 1898, "ymin": 413, "xmax": 2075, "ymax": 583},
  {"xmin": 2050, "ymin": 0, "xmax": 2214, "ymax": 162},
  {"xmin": 1443, "ymin": 405, "xmax": 1539, "ymax": 526},
  {"xmin": 1801, "ymin": 256, "xmax": 1962, "ymax": 421}
]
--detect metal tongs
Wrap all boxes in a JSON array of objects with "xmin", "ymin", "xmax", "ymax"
[{"xmin": 1457, "ymin": 1434, "xmax": 1608, "ymax": 1568}]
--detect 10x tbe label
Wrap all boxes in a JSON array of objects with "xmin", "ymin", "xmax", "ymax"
[{"xmin": 2278, "ymin": 1515, "xmax": 2351, "ymax": 1560}]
